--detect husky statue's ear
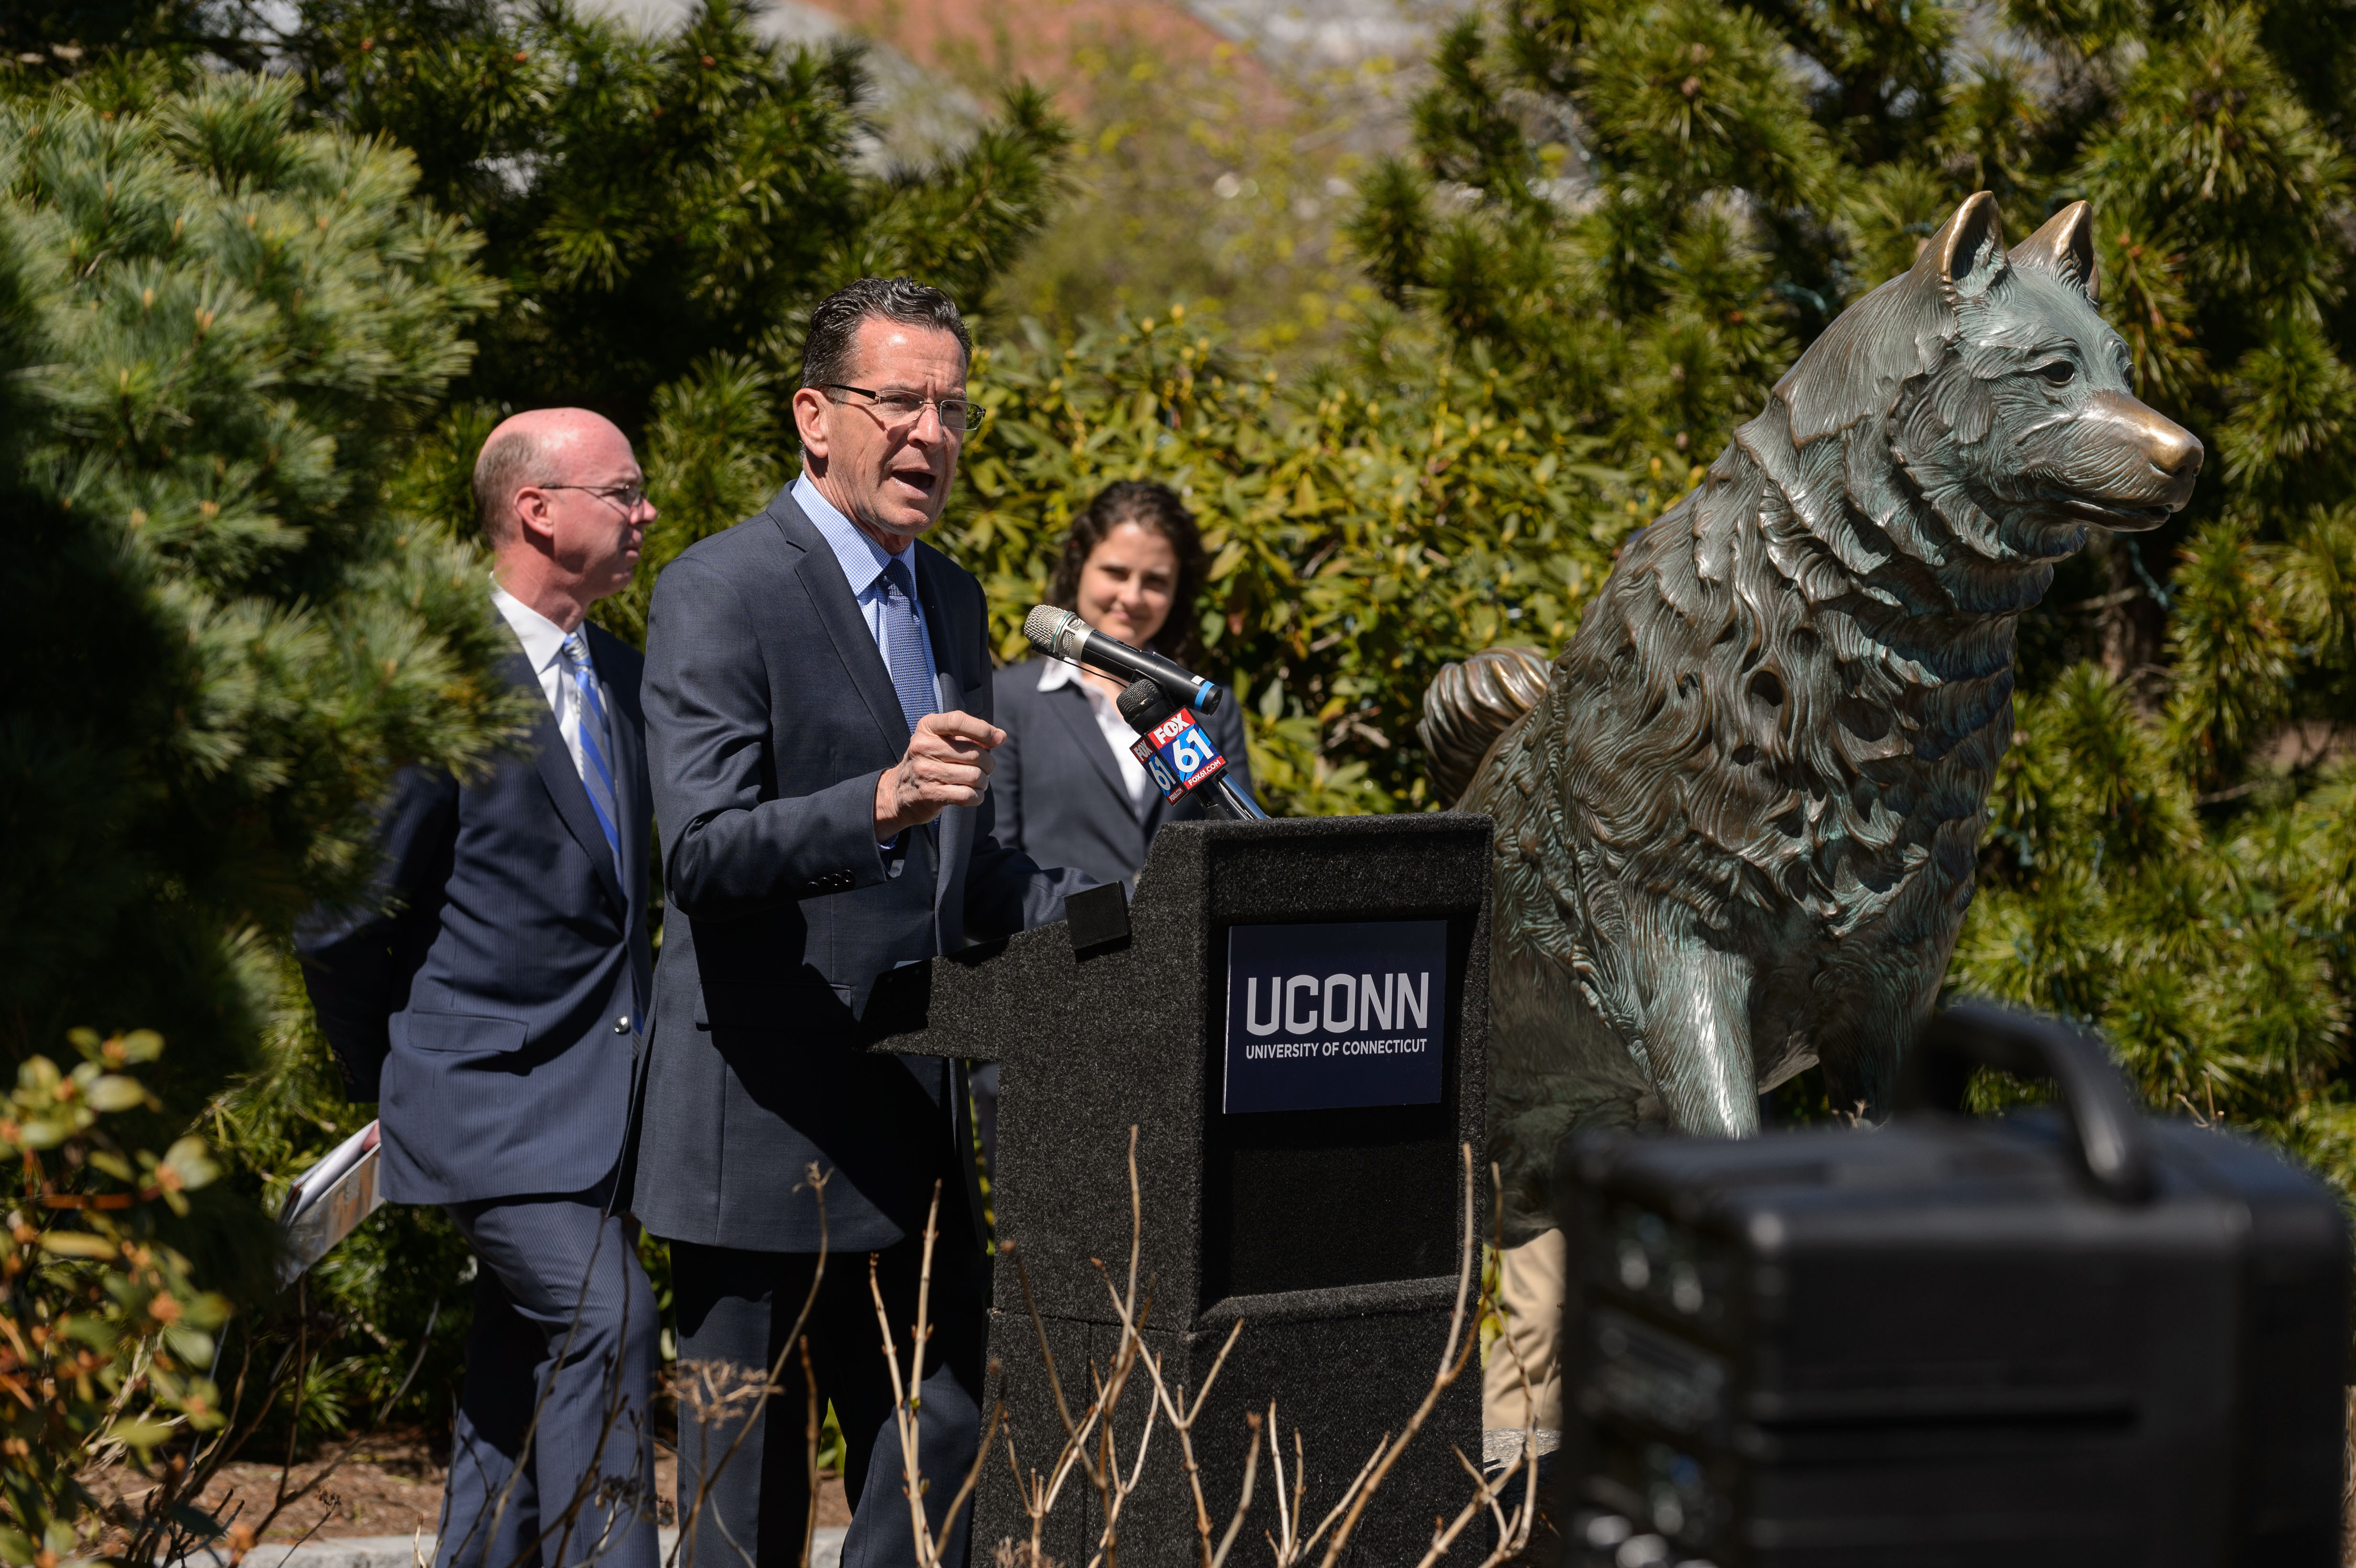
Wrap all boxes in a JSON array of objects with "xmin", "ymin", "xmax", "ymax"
[
  {"xmin": 1914, "ymin": 191, "xmax": 2008, "ymax": 302},
  {"xmin": 2010, "ymin": 200, "xmax": 2098, "ymax": 304},
  {"xmin": 1774, "ymin": 192, "xmax": 2007, "ymax": 444}
]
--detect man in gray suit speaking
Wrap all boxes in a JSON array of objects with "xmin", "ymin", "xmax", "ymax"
[{"xmin": 632, "ymin": 278, "xmax": 1080, "ymax": 1567}]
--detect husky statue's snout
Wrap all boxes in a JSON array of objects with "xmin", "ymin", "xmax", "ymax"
[
  {"xmin": 1420, "ymin": 192, "xmax": 2207, "ymax": 1243},
  {"xmin": 2055, "ymin": 391, "xmax": 2202, "ymax": 527}
]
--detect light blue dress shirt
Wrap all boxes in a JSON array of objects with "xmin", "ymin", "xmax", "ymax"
[
  {"xmin": 793, "ymin": 471, "xmax": 942, "ymax": 704},
  {"xmin": 796, "ymin": 471, "xmax": 943, "ymax": 852}
]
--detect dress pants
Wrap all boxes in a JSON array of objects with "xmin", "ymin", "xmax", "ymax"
[
  {"xmin": 436, "ymin": 1192, "xmax": 662, "ymax": 1568},
  {"xmin": 670, "ymin": 1230, "xmax": 987, "ymax": 1568},
  {"xmin": 1482, "ymin": 1229, "xmax": 1565, "ymax": 1467}
]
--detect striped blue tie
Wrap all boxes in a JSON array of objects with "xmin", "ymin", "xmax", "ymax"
[
  {"xmin": 878, "ymin": 558, "xmax": 937, "ymax": 734},
  {"xmin": 560, "ymin": 631, "xmax": 625, "ymax": 885}
]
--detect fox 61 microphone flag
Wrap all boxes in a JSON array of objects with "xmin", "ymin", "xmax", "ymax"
[{"xmin": 1130, "ymin": 707, "xmax": 1226, "ymax": 802}]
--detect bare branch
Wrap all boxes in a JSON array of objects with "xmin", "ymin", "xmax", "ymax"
[
  {"xmin": 800, "ymin": 1335, "xmax": 820, "ymax": 1568},
  {"xmin": 1205, "ymin": 1411, "xmax": 1262, "ymax": 1568},
  {"xmin": 675, "ymin": 1165, "xmax": 831, "ymax": 1568},
  {"xmin": 972, "ymin": 1133, "xmax": 1518, "ymax": 1568},
  {"xmin": 872, "ymin": 1183, "xmax": 944, "ymax": 1566}
]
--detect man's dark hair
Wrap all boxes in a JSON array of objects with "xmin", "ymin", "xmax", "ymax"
[
  {"xmin": 1048, "ymin": 479, "xmax": 1211, "ymax": 665},
  {"xmin": 800, "ymin": 277, "xmax": 972, "ymax": 390}
]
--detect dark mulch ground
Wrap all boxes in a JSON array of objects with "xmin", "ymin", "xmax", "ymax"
[{"xmin": 92, "ymin": 1431, "xmax": 850, "ymax": 1544}]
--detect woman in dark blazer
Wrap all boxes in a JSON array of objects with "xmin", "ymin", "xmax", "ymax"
[
  {"xmin": 976, "ymin": 481, "xmax": 1258, "ymax": 1179},
  {"xmin": 992, "ymin": 479, "xmax": 1256, "ymax": 892}
]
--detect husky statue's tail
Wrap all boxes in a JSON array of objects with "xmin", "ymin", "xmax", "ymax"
[{"xmin": 1417, "ymin": 646, "xmax": 1550, "ymax": 806}]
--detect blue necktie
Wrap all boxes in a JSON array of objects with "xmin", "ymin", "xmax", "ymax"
[
  {"xmin": 878, "ymin": 558, "xmax": 937, "ymax": 734},
  {"xmin": 560, "ymin": 631, "xmax": 626, "ymax": 885}
]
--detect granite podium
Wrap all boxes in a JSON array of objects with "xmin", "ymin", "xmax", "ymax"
[{"xmin": 863, "ymin": 813, "xmax": 1491, "ymax": 1562}]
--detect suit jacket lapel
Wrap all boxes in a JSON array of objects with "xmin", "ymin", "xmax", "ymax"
[
  {"xmin": 607, "ymin": 681, "xmax": 645, "ymax": 921},
  {"xmin": 1046, "ymin": 682, "xmax": 1140, "ymax": 820},
  {"xmin": 591, "ymin": 631, "xmax": 650, "ymax": 980},
  {"xmin": 913, "ymin": 550, "xmax": 970, "ymax": 909},
  {"xmin": 915, "ymin": 551, "xmax": 959, "ymax": 715},
  {"xmin": 508, "ymin": 645, "xmax": 629, "ymax": 920},
  {"xmin": 768, "ymin": 492, "xmax": 910, "ymax": 763}
]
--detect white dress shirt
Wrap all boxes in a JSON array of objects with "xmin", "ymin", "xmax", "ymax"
[
  {"xmin": 491, "ymin": 581, "xmax": 595, "ymax": 784},
  {"xmin": 793, "ymin": 471, "xmax": 943, "ymax": 702},
  {"xmin": 1038, "ymin": 657, "xmax": 1154, "ymax": 809}
]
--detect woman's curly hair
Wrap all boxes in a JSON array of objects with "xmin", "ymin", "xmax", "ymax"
[{"xmin": 1046, "ymin": 479, "xmax": 1209, "ymax": 666}]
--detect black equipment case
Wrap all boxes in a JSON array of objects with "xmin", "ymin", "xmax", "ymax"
[{"xmin": 1547, "ymin": 1004, "xmax": 2350, "ymax": 1568}]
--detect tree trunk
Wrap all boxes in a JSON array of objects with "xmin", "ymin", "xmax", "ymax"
[{"xmin": 2088, "ymin": 532, "xmax": 2168, "ymax": 714}]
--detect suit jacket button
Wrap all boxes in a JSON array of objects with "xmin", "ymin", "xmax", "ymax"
[{"xmin": 613, "ymin": 1015, "xmax": 630, "ymax": 1034}]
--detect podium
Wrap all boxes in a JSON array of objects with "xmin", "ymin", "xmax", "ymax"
[{"xmin": 865, "ymin": 813, "xmax": 1492, "ymax": 1563}]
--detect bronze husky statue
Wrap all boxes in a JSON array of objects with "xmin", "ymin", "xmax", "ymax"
[{"xmin": 1424, "ymin": 194, "xmax": 2203, "ymax": 1238}]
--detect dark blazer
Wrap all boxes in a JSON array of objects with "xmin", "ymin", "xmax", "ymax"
[
  {"xmin": 992, "ymin": 657, "xmax": 1257, "ymax": 893},
  {"xmin": 630, "ymin": 487, "xmax": 1079, "ymax": 1255},
  {"xmin": 296, "ymin": 623, "xmax": 654, "ymax": 1208}
]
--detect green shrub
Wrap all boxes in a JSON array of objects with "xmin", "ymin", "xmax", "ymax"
[
  {"xmin": 944, "ymin": 313, "xmax": 1630, "ymax": 812},
  {"xmin": 0, "ymin": 1030, "xmax": 228, "ymax": 1568}
]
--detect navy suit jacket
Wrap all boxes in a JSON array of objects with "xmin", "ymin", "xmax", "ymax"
[
  {"xmin": 991, "ymin": 657, "xmax": 1257, "ymax": 893},
  {"xmin": 296, "ymin": 623, "xmax": 654, "ymax": 1208},
  {"xmin": 630, "ymin": 487, "xmax": 1080, "ymax": 1254}
]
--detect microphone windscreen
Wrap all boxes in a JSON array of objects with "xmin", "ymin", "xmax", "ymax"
[
  {"xmin": 1116, "ymin": 677, "xmax": 1174, "ymax": 732},
  {"xmin": 1024, "ymin": 604, "xmax": 1081, "ymax": 659}
]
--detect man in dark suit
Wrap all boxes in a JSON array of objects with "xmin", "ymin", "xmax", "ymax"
[
  {"xmin": 633, "ymin": 278, "xmax": 1080, "ymax": 1568},
  {"xmin": 297, "ymin": 409, "xmax": 661, "ymax": 1568}
]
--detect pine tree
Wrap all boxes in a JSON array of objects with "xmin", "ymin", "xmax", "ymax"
[
  {"xmin": 1, "ymin": 1, "xmax": 252, "ymax": 75},
  {"xmin": 1341, "ymin": 0, "xmax": 2356, "ymax": 1174},
  {"xmin": 276, "ymin": 0, "xmax": 1066, "ymax": 433},
  {"xmin": 258, "ymin": 0, "xmax": 1071, "ymax": 645},
  {"xmin": 11, "ymin": 1, "xmax": 1072, "ymax": 631},
  {"xmin": 0, "ymin": 72, "xmax": 513, "ymax": 1147}
]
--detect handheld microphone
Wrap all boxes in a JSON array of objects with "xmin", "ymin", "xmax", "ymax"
[
  {"xmin": 1114, "ymin": 677, "xmax": 1183, "ymax": 738},
  {"xmin": 1024, "ymin": 605, "xmax": 1225, "ymax": 715},
  {"xmin": 1115, "ymin": 678, "xmax": 1269, "ymax": 822}
]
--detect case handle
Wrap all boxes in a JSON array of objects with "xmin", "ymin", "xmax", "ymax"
[{"xmin": 1896, "ymin": 1002, "xmax": 2157, "ymax": 1205}]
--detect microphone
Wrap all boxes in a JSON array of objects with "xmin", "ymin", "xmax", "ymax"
[
  {"xmin": 1024, "ymin": 605, "xmax": 1225, "ymax": 715},
  {"xmin": 1114, "ymin": 678, "xmax": 1269, "ymax": 822},
  {"xmin": 1113, "ymin": 677, "xmax": 1180, "ymax": 733}
]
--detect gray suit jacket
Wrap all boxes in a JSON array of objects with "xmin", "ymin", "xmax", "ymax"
[
  {"xmin": 630, "ymin": 487, "xmax": 1078, "ymax": 1253},
  {"xmin": 991, "ymin": 657, "xmax": 1256, "ymax": 893}
]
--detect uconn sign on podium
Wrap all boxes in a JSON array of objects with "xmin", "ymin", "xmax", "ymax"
[{"xmin": 1222, "ymin": 919, "xmax": 1448, "ymax": 1114}]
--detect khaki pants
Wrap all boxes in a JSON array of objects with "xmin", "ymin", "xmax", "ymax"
[{"xmin": 1481, "ymin": 1229, "xmax": 1564, "ymax": 1467}]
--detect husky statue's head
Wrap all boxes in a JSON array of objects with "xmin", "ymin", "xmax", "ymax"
[{"xmin": 1771, "ymin": 193, "xmax": 2201, "ymax": 608}]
